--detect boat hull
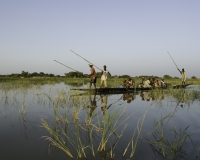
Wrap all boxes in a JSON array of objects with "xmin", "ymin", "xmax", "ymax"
[{"xmin": 71, "ymin": 84, "xmax": 192, "ymax": 94}]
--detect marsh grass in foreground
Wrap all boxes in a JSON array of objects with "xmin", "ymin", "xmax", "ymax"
[
  {"xmin": 40, "ymin": 91, "xmax": 147, "ymax": 159},
  {"xmin": 41, "ymin": 110, "xmax": 146, "ymax": 159},
  {"xmin": 146, "ymin": 113, "xmax": 195, "ymax": 160}
]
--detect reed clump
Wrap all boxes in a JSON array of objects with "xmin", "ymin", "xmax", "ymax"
[{"xmin": 40, "ymin": 90, "xmax": 146, "ymax": 159}]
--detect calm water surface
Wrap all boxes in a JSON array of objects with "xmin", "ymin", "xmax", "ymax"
[{"xmin": 0, "ymin": 83, "xmax": 200, "ymax": 160}]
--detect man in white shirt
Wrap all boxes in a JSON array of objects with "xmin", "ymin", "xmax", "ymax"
[{"xmin": 101, "ymin": 65, "xmax": 111, "ymax": 88}]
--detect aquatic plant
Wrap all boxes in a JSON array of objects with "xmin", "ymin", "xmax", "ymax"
[
  {"xmin": 123, "ymin": 111, "xmax": 146, "ymax": 158},
  {"xmin": 17, "ymin": 102, "xmax": 29, "ymax": 115},
  {"xmin": 147, "ymin": 113, "xmax": 194, "ymax": 159},
  {"xmin": 40, "ymin": 90, "xmax": 146, "ymax": 159}
]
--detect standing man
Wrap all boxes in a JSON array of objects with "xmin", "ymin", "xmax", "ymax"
[
  {"xmin": 178, "ymin": 68, "xmax": 187, "ymax": 85},
  {"xmin": 89, "ymin": 64, "xmax": 97, "ymax": 89},
  {"xmin": 101, "ymin": 65, "xmax": 111, "ymax": 88}
]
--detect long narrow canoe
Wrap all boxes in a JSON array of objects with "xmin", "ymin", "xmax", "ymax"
[{"xmin": 71, "ymin": 83, "xmax": 192, "ymax": 94}]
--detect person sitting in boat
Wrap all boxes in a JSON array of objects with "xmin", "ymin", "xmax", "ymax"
[
  {"xmin": 160, "ymin": 78, "xmax": 166, "ymax": 87},
  {"xmin": 149, "ymin": 77, "xmax": 153, "ymax": 86},
  {"xmin": 150, "ymin": 77, "xmax": 156, "ymax": 87},
  {"xmin": 178, "ymin": 68, "xmax": 187, "ymax": 85},
  {"xmin": 154, "ymin": 78, "xmax": 161, "ymax": 87},
  {"xmin": 132, "ymin": 78, "xmax": 135, "ymax": 88},
  {"xmin": 143, "ymin": 78, "xmax": 151, "ymax": 88},
  {"xmin": 138, "ymin": 77, "xmax": 145, "ymax": 88},
  {"xmin": 123, "ymin": 77, "xmax": 133, "ymax": 88},
  {"xmin": 123, "ymin": 79, "xmax": 128, "ymax": 88},
  {"xmin": 126, "ymin": 77, "xmax": 134, "ymax": 88}
]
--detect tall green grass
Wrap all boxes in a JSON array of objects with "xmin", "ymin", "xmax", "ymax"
[{"xmin": 40, "ymin": 90, "xmax": 146, "ymax": 159}]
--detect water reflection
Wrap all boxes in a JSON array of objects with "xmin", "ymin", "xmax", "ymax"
[
  {"xmin": 41, "ymin": 99, "xmax": 145, "ymax": 159},
  {"xmin": 18, "ymin": 114, "xmax": 37, "ymax": 140},
  {"xmin": 147, "ymin": 113, "xmax": 196, "ymax": 159},
  {"xmin": 123, "ymin": 92, "xmax": 136, "ymax": 103},
  {"xmin": 140, "ymin": 91, "xmax": 152, "ymax": 101},
  {"xmin": 64, "ymin": 81, "xmax": 88, "ymax": 87},
  {"xmin": 100, "ymin": 94, "xmax": 121, "ymax": 115},
  {"xmin": 1, "ymin": 82, "xmax": 200, "ymax": 159},
  {"xmin": 88, "ymin": 94, "xmax": 97, "ymax": 117},
  {"xmin": 87, "ymin": 94, "xmax": 123, "ymax": 117}
]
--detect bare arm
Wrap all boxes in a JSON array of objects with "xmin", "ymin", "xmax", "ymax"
[{"xmin": 178, "ymin": 68, "xmax": 182, "ymax": 74}]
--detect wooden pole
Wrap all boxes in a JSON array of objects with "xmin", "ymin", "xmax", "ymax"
[
  {"xmin": 167, "ymin": 51, "xmax": 179, "ymax": 70},
  {"xmin": 70, "ymin": 50, "xmax": 103, "ymax": 71},
  {"xmin": 54, "ymin": 60, "xmax": 81, "ymax": 73}
]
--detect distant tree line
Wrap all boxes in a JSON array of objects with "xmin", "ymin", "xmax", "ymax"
[
  {"xmin": 163, "ymin": 75, "xmax": 198, "ymax": 79},
  {"xmin": 0, "ymin": 71, "xmax": 59, "ymax": 78},
  {"xmin": 65, "ymin": 72, "xmax": 84, "ymax": 78},
  {"xmin": 64, "ymin": 72, "xmax": 103, "ymax": 78},
  {"xmin": 0, "ymin": 71, "xmax": 198, "ymax": 79}
]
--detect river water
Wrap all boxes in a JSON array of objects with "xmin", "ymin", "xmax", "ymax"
[{"xmin": 0, "ymin": 82, "xmax": 200, "ymax": 160}]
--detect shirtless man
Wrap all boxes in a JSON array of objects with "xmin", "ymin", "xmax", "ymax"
[{"xmin": 89, "ymin": 64, "xmax": 97, "ymax": 89}]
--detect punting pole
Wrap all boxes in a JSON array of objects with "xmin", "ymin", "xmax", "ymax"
[
  {"xmin": 54, "ymin": 60, "xmax": 81, "ymax": 73},
  {"xmin": 70, "ymin": 50, "xmax": 103, "ymax": 71},
  {"xmin": 167, "ymin": 51, "xmax": 180, "ymax": 70}
]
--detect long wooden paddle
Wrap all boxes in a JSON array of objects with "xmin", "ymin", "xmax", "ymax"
[
  {"xmin": 167, "ymin": 51, "xmax": 180, "ymax": 71},
  {"xmin": 54, "ymin": 60, "xmax": 82, "ymax": 73},
  {"xmin": 70, "ymin": 50, "xmax": 103, "ymax": 71}
]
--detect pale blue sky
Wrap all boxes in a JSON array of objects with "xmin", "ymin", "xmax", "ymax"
[{"xmin": 1, "ymin": 0, "xmax": 200, "ymax": 78}]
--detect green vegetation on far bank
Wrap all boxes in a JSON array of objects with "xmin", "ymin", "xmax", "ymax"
[
  {"xmin": 0, "ymin": 76, "xmax": 199, "ymax": 87},
  {"xmin": 1, "ymin": 71, "xmax": 199, "ymax": 79}
]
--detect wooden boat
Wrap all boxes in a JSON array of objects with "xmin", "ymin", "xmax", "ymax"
[{"xmin": 71, "ymin": 83, "xmax": 192, "ymax": 94}]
